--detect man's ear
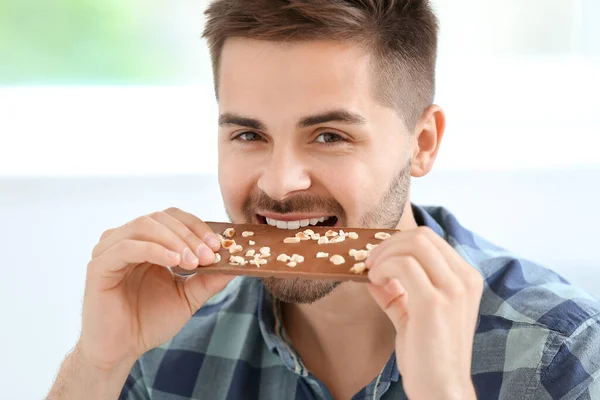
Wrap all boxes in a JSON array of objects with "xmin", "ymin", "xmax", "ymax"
[{"xmin": 410, "ymin": 104, "xmax": 446, "ymax": 177}]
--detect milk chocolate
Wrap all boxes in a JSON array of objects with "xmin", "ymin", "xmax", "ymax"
[{"xmin": 171, "ymin": 222, "xmax": 398, "ymax": 282}]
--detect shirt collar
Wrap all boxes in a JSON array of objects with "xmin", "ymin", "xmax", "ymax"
[{"xmin": 257, "ymin": 284, "xmax": 310, "ymax": 375}]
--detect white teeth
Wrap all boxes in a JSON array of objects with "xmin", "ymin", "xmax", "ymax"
[
  {"xmin": 276, "ymin": 220, "xmax": 287, "ymax": 229},
  {"xmin": 263, "ymin": 216, "xmax": 333, "ymax": 229},
  {"xmin": 287, "ymin": 220, "xmax": 301, "ymax": 230},
  {"xmin": 266, "ymin": 218, "xmax": 277, "ymax": 227}
]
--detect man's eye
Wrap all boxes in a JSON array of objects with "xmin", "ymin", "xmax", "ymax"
[
  {"xmin": 234, "ymin": 132, "xmax": 262, "ymax": 142},
  {"xmin": 315, "ymin": 132, "xmax": 344, "ymax": 144}
]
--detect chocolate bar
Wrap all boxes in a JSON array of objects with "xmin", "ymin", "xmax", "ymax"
[{"xmin": 171, "ymin": 222, "xmax": 398, "ymax": 282}]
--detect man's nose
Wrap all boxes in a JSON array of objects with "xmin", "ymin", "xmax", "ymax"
[{"xmin": 257, "ymin": 147, "xmax": 311, "ymax": 201}]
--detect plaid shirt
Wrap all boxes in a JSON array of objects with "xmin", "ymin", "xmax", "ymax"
[{"xmin": 119, "ymin": 205, "xmax": 600, "ymax": 400}]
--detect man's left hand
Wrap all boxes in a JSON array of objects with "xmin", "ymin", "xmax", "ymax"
[{"xmin": 365, "ymin": 226, "xmax": 484, "ymax": 400}]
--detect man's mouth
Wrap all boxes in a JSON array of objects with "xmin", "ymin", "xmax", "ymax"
[{"xmin": 256, "ymin": 214, "xmax": 339, "ymax": 230}]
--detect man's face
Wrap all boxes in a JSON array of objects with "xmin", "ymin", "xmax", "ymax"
[{"xmin": 217, "ymin": 38, "xmax": 414, "ymax": 303}]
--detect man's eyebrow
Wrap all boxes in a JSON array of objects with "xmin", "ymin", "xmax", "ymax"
[
  {"xmin": 298, "ymin": 109, "xmax": 366, "ymax": 128},
  {"xmin": 218, "ymin": 109, "xmax": 366, "ymax": 130},
  {"xmin": 219, "ymin": 113, "xmax": 266, "ymax": 130}
]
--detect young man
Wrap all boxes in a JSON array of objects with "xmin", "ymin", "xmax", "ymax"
[{"xmin": 48, "ymin": 1, "xmax": 600, "ymax": 399}]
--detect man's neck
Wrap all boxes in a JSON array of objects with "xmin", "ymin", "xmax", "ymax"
[
  {"xmin": 280, "ymin": 201, "xmax": 419, "ymax": 398},
  {"xmin": 282, "ymin": 281, "xmax": 396, "ymax": 353},
  {"xmin": 281, "ymin": 282, "xmax": 396, "ymax": 399}
]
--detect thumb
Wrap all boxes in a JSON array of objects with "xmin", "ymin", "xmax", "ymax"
[
  {"xmin": 183, "ymin": 273, "xmax": 235, "ymax": 314},
  {"xmin": 367, "ymin": 278, "xmax": 408, "ymax": 330}
]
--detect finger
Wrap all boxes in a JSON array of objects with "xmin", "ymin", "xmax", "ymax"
[
  {"xmin": 93, "ymin": 228, "xmax": 117, "ymax": 258},
  {"xmin": 368, "ymin": 256, "xmax": 435, "ymax": 302},
  {"xmin": 411, "ymin": 226, "xmax": 477, "ymax": 276},
  {"xmin": 366, "ymin": 228, "xmax": 459, "ymax": 289},
  {"xmin": 163, "ymin": 207, "xmax": 221, "ymax": 252},
  {"xmin": 99, "ymin": 228, "xmax": 116, "ymax": 241},
  {"xmin": 401, "ymin": 227, "xmax": 483, "ymax": 290},
  {"xmin": 149, "ymin": 211, "xmax": 216, "ymax": 266},
  {"xmin": 182, "ymin": 274, "xmax": 235, "ymax": 314},
  {"xmin": 368, "ymin": 228, "xmax": 440, "ymax": 263},
  {"xmin": 367, "ymin": 279, "xmax": 408, "ymax": 328},
  {"xmin": 92, "ymin": 216, "xmax": 200, "ymax": 269},
  {"xmin": 368, "ymin": 279, "xmax": 407, "ymax": 307},
  {"xmin": 88, "ymin": 239, "xmax": 182, "ymax": 274}
]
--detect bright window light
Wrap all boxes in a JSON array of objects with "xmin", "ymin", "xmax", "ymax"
[{"xmin": 1, "ymin": 0, "xmax": 598, "ymax": 176}]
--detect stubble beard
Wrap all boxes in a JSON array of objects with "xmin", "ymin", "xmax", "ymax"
[{"xmin": 232, "ymin": 161, "xmax": 411, "ymax": 304}]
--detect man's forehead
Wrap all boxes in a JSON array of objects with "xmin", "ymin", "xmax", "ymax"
[
  {"xmin": 220, "ymin": 37, "xmax": 370, "ymax": 64},
  {"xmin": 217, "ymin": 38, "xmax": 375, "ymax": 122},
  {"xmin": 218, "ymin": 38, "xmax": 372, "ymax": 92}
]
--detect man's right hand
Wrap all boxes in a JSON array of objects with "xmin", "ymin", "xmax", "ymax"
[{"xmin": 76, "ymin": 207, "xmax": 234, "ymax": 371}]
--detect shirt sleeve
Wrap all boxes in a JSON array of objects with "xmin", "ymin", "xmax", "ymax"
[
  {"xmin": 118, "ymin": 360, "xmax": 150, "ymax": 400},
  {"xmin": 574, "ymin": 378, "xmax": 600, "ymax": 400},
  {"xmin": 536, "ymin": 312, "xmax": 600, "ymax": 400}
]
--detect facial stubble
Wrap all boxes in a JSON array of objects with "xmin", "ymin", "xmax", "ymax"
[{"xmin": 231, "ymin": 161, "xmax": 411, "ymax": 304}]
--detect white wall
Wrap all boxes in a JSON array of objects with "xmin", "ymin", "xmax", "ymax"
[
  {"xmin": 0, "ymin": 1, "xmax": 599, "ymax": 177},
  {"xmin": 1, "ymin": 62, "xmax": 599, "ymax": 177}
]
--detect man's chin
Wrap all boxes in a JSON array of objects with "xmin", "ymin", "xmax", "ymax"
[{"xmin": 261, "ymin": 277, "xmax": 340, "ymax": 304}]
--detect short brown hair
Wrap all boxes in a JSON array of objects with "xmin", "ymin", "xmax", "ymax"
[{"xmin": 203, "ymin": 0, "xmax": 439, "ymax": 129}]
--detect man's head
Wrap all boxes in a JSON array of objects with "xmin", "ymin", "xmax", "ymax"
[{"xmin": 203, "ymin": 0, "xmax": 445, "ymax": 304}]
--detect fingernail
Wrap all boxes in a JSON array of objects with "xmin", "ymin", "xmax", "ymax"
[
  {"xmin": 167, "ymin": 250, "xmax": 180, "ymax": 261},
  {"xmin": 182, "ymin": 247, "xmax": 199, "ymax": 264},
  {"xmin": 204, "ymin": 233, "xmax": 221, "ymax": 249},
  {"xmin": 197, "ymin": 244, "xmax": 215, "ymax": 264}
]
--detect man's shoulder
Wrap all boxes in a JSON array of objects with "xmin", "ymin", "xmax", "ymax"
[
  {"xmin": 472, "ymin": 254, "xmax": 600, "ymax": 398},
  {"xmin": 477, "ymin": 254, "xmax": 600, "ymax": 334},
  {"xmin": 457, "ymin": 218, "xmax": 600, "ymax": 337},
  {"xmin": 420, "ymin": 204, "xmax": 600, "ymax": 332},
  {"xmin": 424, "ymin": 205, "xmax": 600, "ymax": 397},
  {"xmin": 473, "ymin": 250, "xmax": 600, "ymax": 356}
]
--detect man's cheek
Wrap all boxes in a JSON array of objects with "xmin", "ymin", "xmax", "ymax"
[
  {"xmin": 222, "ymin": 172, "xmax": 255, "ymax": 218},
  {"xmin": 219, "ymin": 173, "xmax": 241, "ymax": 213},
  {"xmin": 219, "ymin": 161, "xmax": 240, "ymax": 192},
  {"xmin": 334, "ymin": 176, "xmax": 373, "ymax": 224}
]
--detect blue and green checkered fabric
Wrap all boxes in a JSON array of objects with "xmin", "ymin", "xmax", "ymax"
[{"xmin": 120, "ymin": 205, "xmax": 600, "ymax": 399}]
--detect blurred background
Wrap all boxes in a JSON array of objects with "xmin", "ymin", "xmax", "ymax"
[{"xmin": 0, "ymin": 0, "xmax": 599, "ymax": 397}]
